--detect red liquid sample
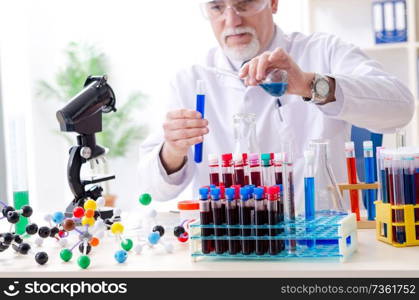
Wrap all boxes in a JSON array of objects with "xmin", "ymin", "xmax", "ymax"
[
  {"xmin": 255, "ymin": 209, "xmax": 268, "ymax": 255},
  {"xmin": 244, "ymin": 175, "xmax": 250, "ymax": 185},
  {"xmin": 278, "ymin": 200, "xmax": 285, "ymax": 251},
  {"xmin": 239, "ymin": 206, "xmax": 254, "ymax": 255},
  {"xmin": 212, "ymin": 206, "xmax": 227, "ymax": 254},
  {"xmin": 226, "ymin": 207, "xmax": 241, "ymax": 255},
  {"xmin": 234, "ymin": 169, "xmax": 245, "ymax": 187},
  {"xmin": 415, "ymin": 172, "xmax": 419, "ymax": 204},
  {"xmin": 250, "ymin": 171, "xmax": 262, "ymax": 187},
  {"xmin": 387, "ymin": 168, "xmax": 394, "ymax": 205},
  {"xmin": 267, "ymin": 209, "xmax": 279, "ymax": 255},
  {"xmin": 275, "ymin": 172, "xmax": 283, "ymax": 185},
  {"xmin": 222, "ymin": 173, "xmax": 234, "ymax": 188},
  {"xmin": 209, "ymin": 173, "xmax": 220, "ymax": 186},
  {"xmin": 200, "ymin": 211, "xmax": 213, "ymax": 254},
  {"xmin": 346, "ymin": 157, "xmax": 360, "ymax": 221}
]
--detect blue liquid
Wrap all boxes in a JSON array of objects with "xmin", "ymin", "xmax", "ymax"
[
  {"xmin": 364, "ymin": 157, "xmax": 376, "ymax": 220},
  {"xmin": 260, "ymin": 82, "xmax": 288, "ymax": 97},
  {"xmin": 194, "ymin": 94, "xmax": 205, "ymax": 163},
  {"xmin": 403, "ymin": 171, "xmax": 415, "ymax": 205},
  {"xmin": 304, "ymin": 177, "xmax": 315, "ymax": 248}
]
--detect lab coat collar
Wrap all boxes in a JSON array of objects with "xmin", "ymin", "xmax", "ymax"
[{"xmin": 214, "ymin": 25, "xmax": 288, "ymax": 90}]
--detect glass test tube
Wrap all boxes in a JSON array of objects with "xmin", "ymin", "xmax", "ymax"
[
  {"xmin": 249, "ymin": 153, "xmax": 262, "ymax": 187},
  {"xmin": 239, "ymin": 187, "xmax": 253, "ymax": 255},
  {"xmin": 225, "ymin": 188, "xmax": 240, "ymax": 255},
  {"xmin": 304, "ymin": 150, "xmax": 316, "ymax": 248},
  {"xmin": 233, "ymin": 153, "xmax": 246, "ymax": 187},
  {"xmin": 261, "ymin": 153, "xmax": 274, "ymax": 186},
  {"xmin": 363, "ymin": 141, "xmax": 376, "ymax": 221},
  {"xmin": 386, "ymin": 156, "xmax": 395, "ymax": 205},
  {"xmin": 221, "ymin": 153, "xmax": 234, "ymax": 188},
  {"xmin": 273, "ymin": 153, "xmax": 283, "ymax": 185},
  {"xmin": 282, "ymin": 150, "xmax": 296, "ymax": 253},
  {"xmin": 377, "ymin": 148, "xmax": 388, "ymax": 204},
  {"xmin": 345, "ymin": 142, "xmax": 360, "ymax": 220},
  {"xmin": 254, "ymin": 187, "xmax": 267, "ymax": 255},
  {"xmin": 392, "ymin": 155, "xmax": 406, "ymax": 244},
  {"xmin": 242, "ymin": 153, "xmax": 250, "ymax": 185},
  {"xmin": 210, "ymin": 188, "xmax": 227, "ymax": 254},
  {"xmin": 267, "ymin": 187, "xmax": 280, "ymax": 255},
  {"xmin": 208, "ymin": 154, "xmax": 220, "ymax": 186},
  {"xmin": 403, "ymin": 156, "xmax": 415, "ymax": 205},
  {"xmin": 199, "ymin": 188, "xmax": 212, "ymax": 254}
]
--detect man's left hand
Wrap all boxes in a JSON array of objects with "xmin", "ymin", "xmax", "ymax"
[{"xmin": 239, "ymin": 47, "xmax": 314, "ymax": 98}]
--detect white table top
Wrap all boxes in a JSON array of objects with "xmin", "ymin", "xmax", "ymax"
[{"xmin": 1, "ymin": 211, "xmax": 419, "ymax": 278}]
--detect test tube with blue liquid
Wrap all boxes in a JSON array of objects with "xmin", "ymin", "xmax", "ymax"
[
  {"xmin": 304, "ymin": 150, "xmax": 316, "ymax": 248},
  {"xmin": 194, "ymin": 80, "xmax": 205, "ymax": 163},
  {"xmin": 363, "ymin": 141, "xmax": 376, "ymax": 221}
]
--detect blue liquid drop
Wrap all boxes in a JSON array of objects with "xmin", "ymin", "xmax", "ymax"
[{"xmin": 259, "ymin": 82, "xmax": 288, "ymax": 97}]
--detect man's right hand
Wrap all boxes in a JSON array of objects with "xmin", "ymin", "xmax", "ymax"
[{"xmin": 160, "ymin": 109, "xmax": 209, "ymax": 174}]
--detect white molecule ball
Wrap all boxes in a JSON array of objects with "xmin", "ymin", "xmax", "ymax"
[
  {"xmin": 58, "ymin": 238, "xmax": 68, "ymax": 248},
  {"xmin": 134, "ymin": 244, "xmax": 143, "ymax": 254},
  {"xmin": 164, "ymin": 242, "xmax": 174, "ymax": 254},
  {"xmin": 44, "ymin": 214, "xmax": 53, "ymax": 222},
  {"xmin": 146, "ymin": 209, "xmax": 157, "ymax": 219},
  {"xmin": 96, "ymin": 197, "xmax": 105, "ymax": 207},
  {"xmin": 35, "ymin": 237, "xmax": 44, "ymax": 247}
]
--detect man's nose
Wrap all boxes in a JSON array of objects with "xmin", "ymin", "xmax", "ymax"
[{"xmin": 224, "ymin": 7, "xmax": 242, "ymax": 27}]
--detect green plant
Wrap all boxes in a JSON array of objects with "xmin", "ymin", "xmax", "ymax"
[{"xmin": 36, "ymin": 42, "xmax": 147, "ymax": 159}]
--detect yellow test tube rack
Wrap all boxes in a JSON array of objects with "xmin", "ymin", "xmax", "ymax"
[{"xmin": 375, "ymin": 201, "xmax": 419, "ymax": 247}]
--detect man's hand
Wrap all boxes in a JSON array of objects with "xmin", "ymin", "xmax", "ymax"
[
  {"xmin": 239, "ymin": 47, "xmax": 315, "ymax": 98},
  {"xmin": 160, "ymin": 109, "xmax": 209, "ymax": 174}
]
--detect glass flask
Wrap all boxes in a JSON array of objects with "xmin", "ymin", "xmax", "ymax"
[
  {"xmin": 259, "ymin": 69, "xmax": 288, "ymax": 97},
  {"xmin": 309, "ymin": 139, "xmax": 345, "ymax": 214},
  {"xmin": 233, "ymin": 113, "xmax": 259, "ymax": 155}
]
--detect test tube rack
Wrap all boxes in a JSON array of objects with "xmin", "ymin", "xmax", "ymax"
[
  {"xmin": 189, "ymin": 211, "xmax": 357, "ymax": 262},
  {"xmin": 338, "ymin": 182, "xmax": 379, "ymax": 229},
  {"xmin": 375, "ymin": 201, "xmax": 419, "ymax": 247}
]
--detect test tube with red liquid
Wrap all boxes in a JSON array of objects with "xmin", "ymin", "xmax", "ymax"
[
  {"xmin": 199, "ymin": 187, "xmax": 212, "ymax": 254},
  {"xmin": 254, "ymin": 187, "xmax": 268, "ymax": 255},
  {"xmin": 208, "ymin": 154, "xmax": 220, "ymax": 186},
  {"xmin": 261, "ymin": 153, "xmax": 274, "ymax": 186},
  {"xmin": 392, "ymin": 154, "xmax": 406, "ymax": 244},
  {"xmin": 242, "ymin": 153, "xmax": 250, "ymax": 185},
  {"xmin": 345, "ymin": 142, "xmax": 360, "ymax": 221},
  {"xmin": 233, "ymin": 153, "xmax": 246, "ymax": 187},
  {"xmin": 249, "ymin": 153, "xmax": 262, "ymax": 187},
  {"xmin": 273, "ymin": 153, "xmax": 283, "ymax": 185},
  {"xmin": 239, "ymin": 187, "xmax": 253, "ymax": 255},
  {"xmin": 225, "ymin": 188, "xmax": 241, "ymax": 255},
  {"xmin": 267, "ymin": 186, "xmax": 280, "ymax": 255},
  {"xmin": 221, "ymin": 153, "xmax": 235, "ymax": 188},
  {"xmin": 210, "ymin": 188, "xmax": 227, "ymax": 254}
]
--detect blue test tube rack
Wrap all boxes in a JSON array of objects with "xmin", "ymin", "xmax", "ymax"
[{"xmin": 190, "ymin": 211, "xmax": 358, "ymax": 263}]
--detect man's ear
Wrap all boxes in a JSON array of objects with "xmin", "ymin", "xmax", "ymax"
[{"xmin": 271, "ymin": 0, "xmax": 278, "ymax": 14}]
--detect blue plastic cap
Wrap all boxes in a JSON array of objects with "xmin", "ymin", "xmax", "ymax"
[
  {"xmin": 225, "ymin": 188, "xmax": 235, "ymax": 201},
  {"xmin": 199, "ymin": 188, "xmax": 209, "ymax": 200},
  {"xmin": 210, "ymin": 184, "xmax": 216, "ymax": 188},
  {"xmin": 253, "ymin": 187, "xmax": 264, "ymax": 200},
  {"xmin": 210, "ymin": 188, "xmax": 221, "ymax": 200},
  {"xmin": 240, "ymin": 187, "xmax": 249, "ymax": 201}
]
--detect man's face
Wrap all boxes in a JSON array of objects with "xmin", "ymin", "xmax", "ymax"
[{"xmin": 206, "ymin": 0, "xmax": 278, "ymax": 62}]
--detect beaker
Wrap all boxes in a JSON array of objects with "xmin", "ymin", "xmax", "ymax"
[
  {"xmin": 233, "ymin": 113, "xmax": 259, "ymax": 155},
  {"xmin": 309, "ymin": 139, "xmax": 345, "ymax": 214},
  {"xmin": 259, "ymin": 69, "xmax": 288, "ymax": 97}
]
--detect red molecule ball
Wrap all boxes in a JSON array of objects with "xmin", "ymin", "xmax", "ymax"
[
  {"xmin": 73, "ymin": 207, "xmax": 85, "ymax": 218},
  {"xmin": 177, "ymin": 232, "xmax": 189, "ymax": 243},
  {"xmin": 58, "ymin": 230, "xmax": 66, "ymax": 238}
]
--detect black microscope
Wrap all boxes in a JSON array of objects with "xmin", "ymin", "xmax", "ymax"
[{"xmin": 56, "ymin": 75, "xmax": 117, "ymax": 218}]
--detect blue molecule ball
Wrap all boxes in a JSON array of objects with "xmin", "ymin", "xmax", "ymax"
[
  {"xmin": 52, "ymin": 212, "xmax": 65, "ymax": 224},
  {"xmin": 148, "ymin": 232, "xmax": 160, "ymax": 245},
  {"xmin": 114, "ymin": 250, "xmax": 128, "ymax": 264}
]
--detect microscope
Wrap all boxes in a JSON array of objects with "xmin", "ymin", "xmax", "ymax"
[{"xmin": 56, "ymin": 75, "xmax": 117, "ymax": 218}]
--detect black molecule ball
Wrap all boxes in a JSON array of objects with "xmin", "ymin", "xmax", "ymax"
[
  {"xmin": 78, "ymin": 243, "xmax": 92, "ymax": 255},
  {"xmin": 152, "ymin": 225, "xmax": 165, "ymax": 237},
  {"xmin": 26, "ymin": 223, "xmax": 39, "ymax": 235},
  {"xmin": 2, "ymin": 206, "xmax": 14, "ymax": 217},
  {"xmin": 21, "ymin": 205, "xmax": 33, "ymax": 218},
  {"xmin": 50, "ymin": 227, "xmax": 59, "ymax": 237},
  {"xmin": 2, "ymin": 233, "xmax": 14, "ymax": 245},
  {"xmin": 18, "ymin": 243, "xmax": 31, "ymax": 255},
  {"xmin": 38, "ymin": 226, "xmax": 51, "ymax": 238},
  {"xmin": 173, "ymin": 226, "xmax": 185, "ymax": 237},
  {"xmin": 35, "ymin": 252, "xmax": 49, "ymax": 265},
  {"xmin": 7, "ymin": 211, "xmax": 20, "ymax": 224}
]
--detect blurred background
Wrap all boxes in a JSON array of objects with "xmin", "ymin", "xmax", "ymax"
[{"xmin": 0, "ymin": 0, "xmax": 418, "ymax": 213}]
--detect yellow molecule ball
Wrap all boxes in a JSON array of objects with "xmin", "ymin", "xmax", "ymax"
[
  {"xmin": 84, "ymin": 199, "xmax": 97, "ymax": 211},
  {"xmin": 81, "ymin": 216, "xmax": 95, "ymax": 227},
  {"xmin": 111, "ymin": 222, "xmax": 124, "ymax": 235}
]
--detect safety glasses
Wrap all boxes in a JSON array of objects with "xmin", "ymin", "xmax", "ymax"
[{"xmin": 200, "ymin": 0, "xmax": 270, "ymax": 21}]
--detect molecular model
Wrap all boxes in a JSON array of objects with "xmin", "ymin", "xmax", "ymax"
[
  {"xmin": 0, "ymin": 200, "xmax": 49, "ymax": 265},
  {"xmin": 133, "ymin": 194, "xmax": 174, "ymax": 255},
  {"xmin": 55, "ymin": 198, "xmax": 134, "ymax": 269}
]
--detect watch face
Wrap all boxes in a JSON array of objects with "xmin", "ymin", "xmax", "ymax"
[{"xmin": 315, "ymin": 79, "xmax": 330, "ymax": 98}]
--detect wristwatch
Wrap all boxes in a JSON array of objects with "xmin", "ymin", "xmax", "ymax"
[{"xmin": 303, "ymin": 73, "xmax": 331, "ymax": 105}]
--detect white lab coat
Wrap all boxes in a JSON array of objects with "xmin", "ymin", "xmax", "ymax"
[{"xmin": 138, "ymin": 26, "xmax": 414, "ymax": 214}]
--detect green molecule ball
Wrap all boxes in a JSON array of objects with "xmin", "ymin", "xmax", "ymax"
[
  {"xmin": 139, "ymin": 193, "xmax": 152, "ymax": 206},
  {"xmin": 60, "ymin": 249, "xmax": 73, "ymax": 262},
  {"xmin": 121, "ymin": 239, "xmax": 133, "ymax": 251},
  {"xmin": 78, "ymin": 255, "xmax": 91, "ymax": 269}
]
